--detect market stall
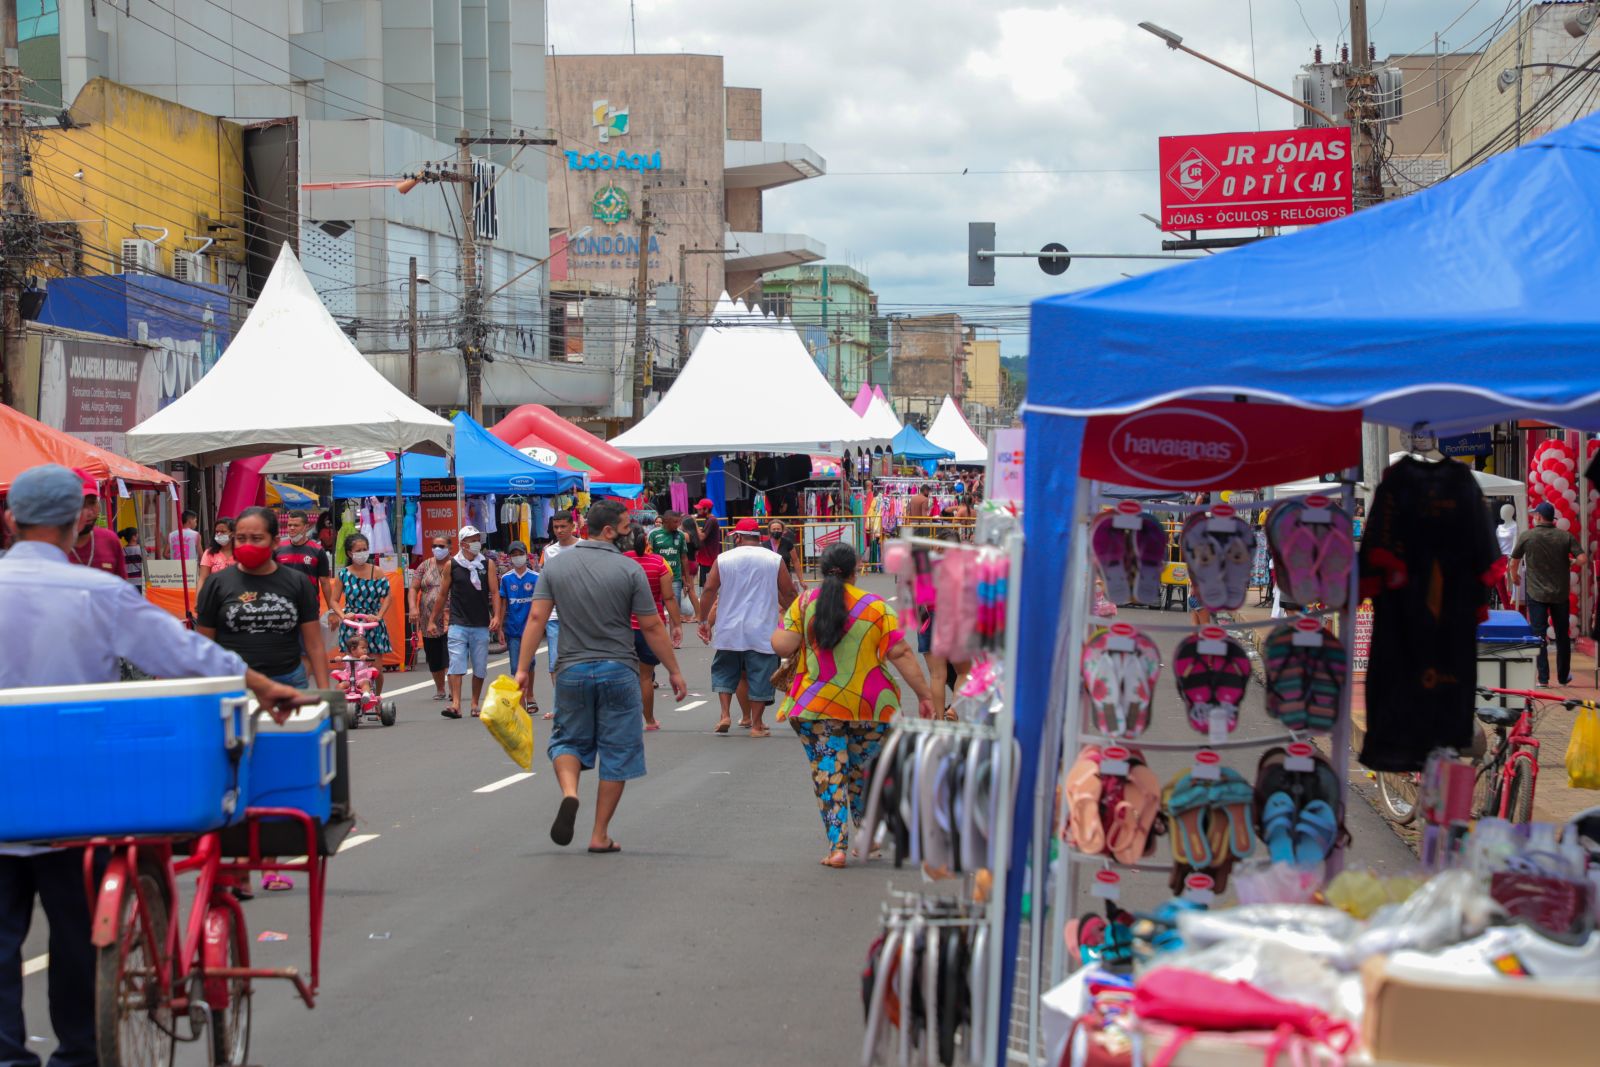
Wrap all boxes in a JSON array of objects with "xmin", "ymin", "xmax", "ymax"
[
  {"xmin": 985, "ymin": 114, "xmax": 1600, "ymax": 1066},
  {"xmin": 927, "ymin": 394, "xmax": 989, "ymax": 466},
  {"xmin": 891, "ymin": 423, "xmax": 955, "ymax": 467}
]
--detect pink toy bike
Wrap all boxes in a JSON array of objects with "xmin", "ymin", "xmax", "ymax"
[{"xmin": 332, "ymin": 614, "xmax": 397, "ymax": 728}]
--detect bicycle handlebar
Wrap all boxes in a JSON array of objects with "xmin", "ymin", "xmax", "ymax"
[
  {"xmin": 340, "ymin": 614, "xmax": 381, "ymax": 631},
  {"xmin": 1476, "ymin": 685, "xmax": 1597, "ymax": 711}
]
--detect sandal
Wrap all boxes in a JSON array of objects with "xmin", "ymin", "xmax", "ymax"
[
  {"xmin": 441, "ymin": 705, "xmax": 462, "ymax": 719},
  {"xmin": 1089, "ymin": 513, "xmax": 1132, "ymax": 604},
  {"xmin": 1293, "ymin": 799, "xmax": 1339, "ymax": 867},
  {"xmin": 262, "ymin": 873, "xmax": 293, "ymax": 892},
  {"xmin": 644, "ymin": 722, "xmax": 661, "ymax": 731},
  {"xmin": 1260, "ymin": 790, "xmax": 1298, "ymax": 865},
  {"xmin": 749, "ymin": 727, "xmax": 771, "ymax": 738},
  {"xmin": 1062, "ymin": 746, "xmax": 1106, "ymax": 854},
  {"xmin": 1208, "ymin": 769, "xmax": 1258, "ymax": 860},
  {"xmin": 1162, "ymin": 772, "xmax": 1214, "ymax": 868}
]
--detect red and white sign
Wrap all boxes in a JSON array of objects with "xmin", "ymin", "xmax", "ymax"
[
  {"xmin": 418, "ymin": 477, "xmax": 462, "ymax": 548},
  {"xmin": 803, "ymin": 522, "xmax": 857, "ymax": 557},
  {"xmin": 1080, "ymin": 400, "xmax": 1360, "ymax": 491},
  {"xmin": 1159, "ymin": 128, "xmax": 1352, "ymax": 231}
]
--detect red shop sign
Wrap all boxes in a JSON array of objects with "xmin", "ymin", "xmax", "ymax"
[
  {"xmin": 1080, "ymin": 400, "xmax": 1360, "ymax": 491},
  {"xmin": 1159, "ymin": 127, "xmax": 1352, "ymax": 231}
]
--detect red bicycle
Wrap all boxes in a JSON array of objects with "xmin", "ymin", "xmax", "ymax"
[
  {"xmin": 1377, "ymin": 685, "xmax": 1567, "ymax": 825},
  {"xmin": 81, "ymin": 809, "xmax": 334, "ymax": 1067}
]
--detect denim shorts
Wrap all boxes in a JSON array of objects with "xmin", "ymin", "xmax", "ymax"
[
  {"xmin": 633, "ymin": 628, "xmax": 659, "ymax": 667},
  {"xmin": 447, "ymin": 623, "xmax": 489, "ymax": 677},
  {"xmin": 545, "ymin": 618, "xmax": 561, "ymax": 673},
  {"xmin": 711, "ymin": 648, "xmax": 781, "ymax": 703},
  {"xmin": 549, "ymin": 660, "xmax": 646, "ymax": 781},
  {"xmin": 268, "ymin": 664, "xmax": 309, "ymax": 688}
]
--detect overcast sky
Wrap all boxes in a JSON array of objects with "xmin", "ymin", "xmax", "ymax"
[{"xmin": 548, "ymin": 1, "xmax": 1501, "ymax": 355}]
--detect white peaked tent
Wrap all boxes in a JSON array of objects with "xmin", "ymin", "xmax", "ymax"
[
  {"xmin": 858, "ymin": 393, "xmax": 904, "ymax": 441},
  {"xmin": 609, "ymin": 294, "xmax": 890, "ymax": 458},
  {"xmin": 926, "ymin": 394, "xmax": 988, "ymax": 465},
  {"xmin": 126, "ymin": 244, "xmax": 454, "ymax": 465}
]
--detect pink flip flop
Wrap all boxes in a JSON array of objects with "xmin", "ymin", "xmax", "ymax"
[
  {"xmin": 1132, "ymin": 516, "xmax": 1168, "ymax": 606},
  {"xmin": 1089, "ymin": 513, "xmax": 1132, "ymax": 605},
  {"xmin": 262, "ymin": 873, "xmax": 294, "ymax": 892}
]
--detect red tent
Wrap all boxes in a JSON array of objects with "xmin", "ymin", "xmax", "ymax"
[
  {"xmin": 0, "ymin": 403, "xmax": 174, "ymax": 495},
  {"xmin": 488, "ymin": 405, "xmax": 642, "ymax": 486}
]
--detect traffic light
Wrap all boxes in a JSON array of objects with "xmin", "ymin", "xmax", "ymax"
[{"xmin": 968, "ymin": 222, "xmax": 995, "ymax": 286}]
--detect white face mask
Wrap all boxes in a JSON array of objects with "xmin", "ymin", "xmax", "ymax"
[
  {"xmin": 509, "ymin": 554, "xmax": 528, "ymax": 570},
  {"xmin": 215, "ymin": 533, "xmax": 231, "ymax": 545},
  {"xmin": 464, "ymin": 542, "xmax": 481, "ymax": 557},
  {"xmin": 289, "ymin": 530, "xmax": 310, "ymax": 545},
  {"xmin": 351, "ymin": 550, "xmax": 370, "ymax": 565},
  {"xmin": 432, "ymin": 546, "xmax": 449, "ymax": 561}
]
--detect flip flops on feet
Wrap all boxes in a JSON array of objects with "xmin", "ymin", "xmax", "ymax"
[
  {"xmin": 550, "ymin": 796, "xmax": 580, "ymax": 847},
  {"xmin": 441, "ymin": 705, "xmax": 462, "ymax": 719},
  {"xmin": 588, "ymin": 841, "xmax": 622, "ymax": 854}
]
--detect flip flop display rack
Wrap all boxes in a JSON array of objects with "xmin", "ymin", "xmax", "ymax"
[
  {"xmin": 861, "ymin": 526, "xmax": 1026, "ymax": 1067},
  {"xmin": 1041, "ymin": 483, "xmax": 1364, "ymax": 999}
]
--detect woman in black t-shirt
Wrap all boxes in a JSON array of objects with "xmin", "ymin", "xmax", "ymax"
[{"xmin": 196, "ymin": 507, "xmax": 330, "ymax": 689}]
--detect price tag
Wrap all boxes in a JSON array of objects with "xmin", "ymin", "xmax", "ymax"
[
  {"xmin": 1192, "ymin": 749, "xmax": 1222, "ymax": 780},
  {"xmin": 1208, "ymin": 706, "xmax": 1233, "ymax": 745},
  {"xmin": 1111, "ymin": 512, "xmax": 1144, "ymax": 530},
  {"xmin": 1105, "ymin": 622, "xmax": 1137, "ymax": 653},
  {"xmin": 1291, "ymin": 624, "xmax": 1325, "ymax": 648},
  {"xmin": 1301, "ymin": 495, "xmax": 1332, "ymax": 525},
  {"xmin": 1100, "ymin": 745, "xmax": 1131, "ymax": 778},
  {"xmin": 116, "ymin": 478, "xmax": 130, "ymax": 498},
  {"xmin": 1090, "ymin": 869, "xmax": 1122, "ymax": 901},
  {"xmin": 1197, "ymin": 625, "xmax": 1228, "ymax": 657},
  {"xmin": 1207, "ymin": 515, "xmax": 1239, "ymax": 534},
  {"xmin": 1285, "ymin": 741, "xmax": 1316, "ymax": 773},
  {"xmin": 1182, "ymin": 872, "xmax": 1216, "ymax": 906}
]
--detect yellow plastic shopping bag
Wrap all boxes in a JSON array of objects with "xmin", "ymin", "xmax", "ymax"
[
  {"xmin": 481, "ymin": 674, "xmax": 534, "ymax": 771},
  {"xmin": 1567, "ymin": 705, "xmax": 1600, "ymax": 790}
]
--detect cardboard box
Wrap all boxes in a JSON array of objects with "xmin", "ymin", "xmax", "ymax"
[{"xmin": 1363, "ymin": 958, "xmax": 1600, "ymax": 1067}]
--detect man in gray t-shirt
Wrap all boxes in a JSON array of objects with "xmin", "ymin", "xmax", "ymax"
[
  {"xmin": 514, "ymin": 500, "xmax": 685, "ymax": 853},
  {"xmin": 1510, "ymin": 500, "xmax": 1588, "ymax": 686}
]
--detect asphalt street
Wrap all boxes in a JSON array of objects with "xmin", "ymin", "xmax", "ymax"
[{"xmin": 19, "ymin": 582, "xmax": 1414, "ymax": 1066}]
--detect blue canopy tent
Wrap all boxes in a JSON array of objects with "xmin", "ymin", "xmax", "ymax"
[
  {"xmin": 1002, "ymin": 114, "xmax": 1600, "ymax": 1061},
  {"xmin": 890, "ymin": 423, "xmax": 955, "ymax": 469},
  {"xmin": 331, "ymin": 412, "xmax": 585, "ymax": 496}
]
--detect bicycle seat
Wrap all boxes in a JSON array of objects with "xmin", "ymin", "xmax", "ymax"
[{"xmin": 1474, "ymin": 704, "xmax": 1520, "ymax": 728}]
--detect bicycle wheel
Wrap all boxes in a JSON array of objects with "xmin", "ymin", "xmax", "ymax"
[
  {"xmin": 203, "ymin": 898, "xmax": 252, "ymax": 1066},
  {"xmin": 1375, "ymin": 772, "xmax": 1419, "ymax": 825},
  {"xmin": 1503, "ymin": 761, "xmax": 1535, "ymax": 824},
  {"xmin": 1471, "ymin": 753, "xmax": 1502, "ymax": 819},
  {"xmin": 95, "ymin": 861, "xmax": 175, "ymax": 1067}
]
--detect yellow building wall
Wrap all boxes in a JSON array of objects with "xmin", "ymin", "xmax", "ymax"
[
  {"xmin": 30, "ymin": 78, "xmax": 245, "ymax": 280},
  {"xmin": 967, "ymin": 338, "xmax": 1003, "ymax": 411}
]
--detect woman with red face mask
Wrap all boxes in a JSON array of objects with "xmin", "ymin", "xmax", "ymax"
[{"xmin": 195, "ymin": 506, "xmax": 331, "ymax": 690}]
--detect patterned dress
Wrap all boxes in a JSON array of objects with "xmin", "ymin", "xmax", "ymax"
[{"xmin": 338, "ymin": 567, "xmax": 393, "ymax": 654}]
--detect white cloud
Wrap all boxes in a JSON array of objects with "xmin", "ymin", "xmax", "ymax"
[{"xmin": 548, "ymin": 1, "xmax": 1491, "ymax": 354}]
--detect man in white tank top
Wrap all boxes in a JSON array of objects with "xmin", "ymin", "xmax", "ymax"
[{"xmin": 696, "ymin": 518, "xmax": 797, "ymax": 737}]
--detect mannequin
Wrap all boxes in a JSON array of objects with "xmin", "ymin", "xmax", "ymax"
[{"xmin": 1495, "ymin": 503, "xmax": 1520, "ymax": 611}]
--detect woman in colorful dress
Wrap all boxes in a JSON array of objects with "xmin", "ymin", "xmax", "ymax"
[
  {"xmin": 770, "ymin": 541, "xmax": 935, "ymax": 869},
  {"xmin": 336, "ymin": 532, "xmax": 392, "ymax": 699}
]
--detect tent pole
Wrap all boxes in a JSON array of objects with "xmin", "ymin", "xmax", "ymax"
[{"xmin": 395, "ymin": 447, "xmax": 407, "ymax": 658}]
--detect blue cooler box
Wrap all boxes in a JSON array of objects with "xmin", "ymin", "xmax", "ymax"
[
  {"xmin": 0, "ymin": 677, "xmax": 251, "ymax": 842},
  {"xmin": 247, "ymin": 700, "xmax": 335, "ymax": 822}
]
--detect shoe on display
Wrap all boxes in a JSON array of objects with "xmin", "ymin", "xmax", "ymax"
[{"xmin": 1387, "ymin": 925, "xmax": 1600, "ymax": 981}]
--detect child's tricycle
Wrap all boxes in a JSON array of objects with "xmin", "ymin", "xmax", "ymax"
[{"xmin": 331, "ymin": 614, "xmax": 397, "ymax": 727}]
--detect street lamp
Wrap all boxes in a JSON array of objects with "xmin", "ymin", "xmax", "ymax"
[
  {"xmin": 1497, "ymin": 63, "xmax": 1599, "ymax": 93},
  {"xmin": 1137, "ymin": 20, "xmax": 1336, "ymax": 125}
]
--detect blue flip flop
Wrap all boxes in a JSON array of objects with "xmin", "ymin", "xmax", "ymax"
[
  {"xmin": 1293, "ymin": 799, "xmax": 1338, "ymax": 867},
  {"xmin": 1162, "ymin": 772, "xmax": 1214, "ymax": 868},
  {"xmin": 1208, "ymin": 770, "xmax": 1258, "ymax": 860},
  {"xmin": 1261, "ymin": 790, "xmax": 1297, "ymax": 865}
]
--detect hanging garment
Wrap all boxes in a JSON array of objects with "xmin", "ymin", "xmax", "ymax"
[
  {"xmin": 1358, "ymin": 457, "xmax": 1501, "ymax": 772},
  {"xmin": 335, "ymin": 514, "xmax": 360, "ymax": 569},
  {"xmin": 367, "ymin": 500, "xmax": 394, "ymax": 558},
  {"xmin": 402, "ymin": 499, "xmax": 418, "ymax": 549}
]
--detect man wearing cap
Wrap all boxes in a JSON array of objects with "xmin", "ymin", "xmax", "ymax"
[
  {"xmin": 0, "ymin": 464, "xmax": 303, "ymax": 1067},
  {"xmin": 433, "ymin": 525, "xmax": 501, "ymax": 718},
  {"xmin": 65, "ymin": 469, "xmax": 128, "ymax": 579},
  {"xmin": 691, "ymin": 498, "xmax": 722, "ymax": 595},
  {"xmin": 697, "ymin": 517, "xmax": 797, "ymax": 736},
  {"xmin": 1511, "ymin": 500, "xmax": 1587, "ymax": 687},
  {"xmin": 497, "ymin": 540, "xmax": 540, "ymax": 711}
]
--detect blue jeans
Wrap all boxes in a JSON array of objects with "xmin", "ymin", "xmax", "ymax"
[
  {"xmin": 711, "ymin": 648, "xmax": 781, "ymax": 703},
  {"xmin": 269, "ymin": 664, "xmax": 309, "ymax": 688},
  {"xmin": 0, "ymin": 850, "xmax": 98, "ymax": 1067},
  {"xmin": 448, "ymin": 624, "xmax": 489, "ymax": 678},
  {"xmin": 545, "ymin": 618, "xmax": 561, "ymax": 674},
  {"xmin": 506, "ymin": 633, "xmax": 534, "ymax": 677},
  {"xmin": 548, "ymin": 660, "xmax": 646, "ymax": 781}
]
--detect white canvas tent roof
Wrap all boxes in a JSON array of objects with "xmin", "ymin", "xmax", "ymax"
[
  {"xmin": 259, "ymin": 447, "xmax": 393, "ymax": 476},
  {"xmin": 126, "ymin": 244, "xmax": 453, "ymax": 465},
  {"xmin": 609, "ymin": 295, "xmax": 890, "ymax": 459},
  {"xmin": 858, "ymin": 393, "xmax": 903, "ymax": 441},
  {"xmin": 926, "ymin": 395, "xmax": 987, "ymax": 465}
]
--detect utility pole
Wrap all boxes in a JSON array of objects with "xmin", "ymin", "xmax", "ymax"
[
  {"xmin": 0, "ymin": 0, "xmax": 27, "ymax": 409},
  {"xmin": 1348, "ymin": 0, "xmax": 1388, "ymax": 489},
  {"xmin": 831, "ymin": 325, "xmax": 846, "ymax": 395},
  {"xmin": 629, "ymin": 194, "xmax": 652, "ymax": 426},
  {"xmin": 455, "ymin": 130, "xmax": 483, "ymax": 423},
  {"xmin": 407, "ymin": 255, "xmax": 420, "ymax": 397}
]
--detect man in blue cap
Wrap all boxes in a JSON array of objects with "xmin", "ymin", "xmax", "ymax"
[{"xmin": 0, "ymin": 463, "xmax": 303, "ymax": 1067}]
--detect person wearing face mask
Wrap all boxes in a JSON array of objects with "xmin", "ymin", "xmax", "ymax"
[
  {"xmin": 433, "ymin": 525, "xmax": 501, "ymax": 718},
  {"xmin": 497, "ymin": 540, "xmax": 541, "ymax": 714},
  {"xmin": 765, "ymin": 518, "xmax": 803, "ymax": 588},
  {"xmin": 64, "ymin": 469, "xmax": 128, "ymax": 579},
  {"xmin": 410, "ymin": 535, "xmax": 453, "ymax": 701},
  {"xmin": 275, "ymin": 508, "xmax": 339, "ymax": 625},
  {"xmin": 334, "ymin": 532, "xmax": 393, "ymax": 700},
  {"xmin": 198, "ymin": 515, "xmax": 235, "ymax": 592}
]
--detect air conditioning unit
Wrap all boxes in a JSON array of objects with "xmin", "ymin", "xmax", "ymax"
[
  {"xmin": 121, "ymin": 238, "xmax": 161, "ymax": 274},
  {"xmin": 172, "ymin": 251, "xmax": 210, "ymax": 284}
]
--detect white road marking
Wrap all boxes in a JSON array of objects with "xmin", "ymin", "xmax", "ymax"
[
  {"xmin": 23, "ymin": 954, "xmax": 47, "ymax": 976},
  {"xmin": 339, "ymin": 833, "xmax": 381, "ymax": 852},
  {"xmin": 709, "ymin": 771, "xmax": 732, "ymax": 775},
  {"xmin": 676, "ymin": 700, "xmax": 706, "ymax": 711},
  {"xmin": 474, "ymin": 772, "xmax": 536, "ymax": 793},
  {"xmin": 382, "ymin": 648, "xmax": 543, "ymax": 697}
]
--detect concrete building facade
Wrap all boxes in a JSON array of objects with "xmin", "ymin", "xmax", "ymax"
[
  {"xmin": 759, "ymin": 264, "xmax": 873, "ymax": 399},
  {"xmin": 890, "ymin": 314, "xmax": 967, "ymax": 431},
  {"xmin": 545, "ymin": 54, "xmax": 824, "ymax": 323},
  {"xmin": 24, "ymin": 1, "xmax": 614, "ymax": 416}
]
